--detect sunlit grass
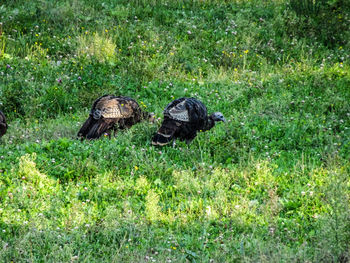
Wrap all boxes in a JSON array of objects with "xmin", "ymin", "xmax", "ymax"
[{"xmin": 77, "ymin": 32, "xmax": 116, "ymax": 63}]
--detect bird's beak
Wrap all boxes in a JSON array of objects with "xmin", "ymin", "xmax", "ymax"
[{"xmin": 222, "ymin": 117, "xmax": 226, "ymax": 122}]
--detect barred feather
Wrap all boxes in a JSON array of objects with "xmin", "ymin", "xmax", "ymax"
[{"xmin": 152, "ymin": 118, "xmax": 180, "ymax": 146}]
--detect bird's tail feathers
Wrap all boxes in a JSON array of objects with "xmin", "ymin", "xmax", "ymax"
[
  {"xmin": 151, "ymin": 120, "xmax": 178, "ymax": 146},
  {"xmin": 86, "ymin": 119, "xmax": 113, "ymax": 139},
  {"xmin": 152, "ymin": 132, "xmax": 174, "ymax": 146},
  {"xmin": 77, "ymin": 115, "xmax": 95, "ymax": 139}
]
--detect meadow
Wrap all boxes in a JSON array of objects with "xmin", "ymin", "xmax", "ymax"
[{"xmin": 0, "ymin": 0, "xmax": 349, "ymax": 262}]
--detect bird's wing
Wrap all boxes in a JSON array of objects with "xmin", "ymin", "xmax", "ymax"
[
  {"xmin": 116, "ymin": 97, "xmax": 140, "ymax": 118},
  {"xmin": 91, "ymin": 96, "xmax": 132, "ymax": 119},
  {"xmin": 165, "ymin": 99, "xmax": 190, "ymax": 122}
]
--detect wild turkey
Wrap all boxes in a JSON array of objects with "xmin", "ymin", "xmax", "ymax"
[
  {"xmin": 152, "ymin": 97, "xmax": 225, "ymax": 146},
  {"xmin": 78, "ymin": 95, "xmax": 154, "ymax": 139},
  {"xmin": 0, "ymin": 110, "xmax": 7, "ymax": 138}
]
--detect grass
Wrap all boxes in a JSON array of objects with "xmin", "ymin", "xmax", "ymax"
[{"xmin": 0, "ymin": 0, "xmax": 349, "ymax": 262}]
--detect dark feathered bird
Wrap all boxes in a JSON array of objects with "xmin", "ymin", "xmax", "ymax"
[
  {"xmin": 152, "ymin": 97, "xmax": 225, "ymax": 146},
  {"xmin": 78, "ymin": 95, "xmax": 154, "ymax": 139},
  {"xmin": 0, "ymin": 110, "xmax": 8, "ymax": 138}
]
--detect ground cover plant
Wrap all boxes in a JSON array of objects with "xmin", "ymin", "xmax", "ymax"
[{"xmin": 0, "ymin": 0, "xmax": 349, "ymax": 262}]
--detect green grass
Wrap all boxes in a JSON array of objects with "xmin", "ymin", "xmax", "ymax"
[{"xmin": 0, "ymin": 0, "xmax": 349, "ymax": 262}]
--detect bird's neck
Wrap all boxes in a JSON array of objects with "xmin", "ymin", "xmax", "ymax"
[{"xmin": 203, "ymin": 115, "xmax": 215, "ymax": 131}]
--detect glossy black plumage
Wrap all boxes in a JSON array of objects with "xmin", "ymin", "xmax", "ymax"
[
  {"xmin": 152, "ymin": 97, "xmax": 224, "ymax": 146},
  {"xmin": 78, "ymin": 95, "xmax": 152, "ymax": 140}
]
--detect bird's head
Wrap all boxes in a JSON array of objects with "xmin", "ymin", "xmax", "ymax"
[{"xmin": 210, "ymin": 112, "xmax": 226, "ymax": 122}]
